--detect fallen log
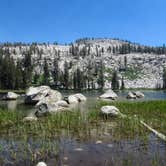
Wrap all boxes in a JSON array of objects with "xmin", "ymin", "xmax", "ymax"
[
  {"xmin": 119, "ymin": 113, "xmax": 166, "ymax": 142},
  {"xmin": 140, "ymin": 120, "xmax": 166, "ymax": 142}
]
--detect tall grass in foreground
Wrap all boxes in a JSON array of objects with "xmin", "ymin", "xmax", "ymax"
[
  {"xmin": 0, "ymin": 100, "xmax": 165, "ymax": 165},
  {"xmin": 97, "ymin": 100, "xmax": 166, "ymax": 135},
  {"xmin": 0, "ymin": 100, "xmax": 166, "ymax": 137}
]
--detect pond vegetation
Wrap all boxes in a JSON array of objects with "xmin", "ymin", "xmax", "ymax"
[{"xmin": 0, "ymin": 100, "xmax": 166, "ymax": 165}]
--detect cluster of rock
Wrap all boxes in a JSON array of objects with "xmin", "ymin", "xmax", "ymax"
[
  {"xmin": 1, "ymin": 86, "xmax": 145, "ymax": 121},
  {"xmin": 99, "ymin": 90, "xmax": 144, "ymax": 116},
  {"xmin": 99, "ymin": 89, "xmax": 144, "ymax": 100},
  {"xmin": 23, "ymin": 86, "xmax": 87, "ymax": 121},
  {"xmin": 127, "ymin": 91, "xmax": 144, "ymax": 99}
]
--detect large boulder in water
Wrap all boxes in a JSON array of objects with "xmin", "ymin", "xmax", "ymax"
[
  {"xmin": 35, "ymin": 100, "xmax": 69, "ymax": 117},
  {"xmin": 101, "ymin": 106, "xmax": 120, "ymax": 116},
  {"xmin": 24, "ymin": 86, "xmax": 62, "ymax": 104},
  {"xmin": 133, "ymin": 91, "xmax": 144, "ymax": 98},
  {"xmin": 126, "ymin": 91, "xmax": 137, "ymax": 99},
  {"xmin": 2, "ymin": 92, "xmax": 19, "ymax": 100},
  {"xmin": 99, "ymin": 90, "xmax": 118, "ymax": 100},
  {"xmin": 68, "ymin": 93, "xmax": 87, "ymax": 104}
]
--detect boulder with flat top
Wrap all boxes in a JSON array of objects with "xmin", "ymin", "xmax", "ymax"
[
  {"xmin": 24, "ymin": 86, "xmax": 62, "ymax": 104},
  {"xmin": 68, "ymin": 93, "xmax": 87, "ymax": 104},
  {"xmin": 99, "ymin": 90, "xmax": 118, "ymax": 100},
  {"xmin": 2, "ymin": 92, "xmax": 19, "ymax": 100},
  {"xmin": 101, "ymin": 106, "xmax": 120, "ymax": 116}
]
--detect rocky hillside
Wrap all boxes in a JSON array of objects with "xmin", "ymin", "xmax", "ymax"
[{"xmin": 1, "ymin": 38, "xmax": 166, "ymax": 89}]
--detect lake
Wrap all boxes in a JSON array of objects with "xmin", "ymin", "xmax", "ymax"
[
  {"xmin": 0, "ymin": 90, "xmax": 166, "ymax": 166},
  {"xmin": 1, "ymin": 90, "xmax": 166, "ymax": 113}
]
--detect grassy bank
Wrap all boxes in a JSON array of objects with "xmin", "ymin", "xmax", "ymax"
[
  {"xmin": 97, "ymin": 100, "xmax": 166, "ymax": 135},
  {"xmin": 1, "ymin": 100, "xmax": 166, "ymax": 138}
]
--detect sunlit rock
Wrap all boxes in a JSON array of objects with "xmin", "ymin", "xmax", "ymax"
[
  {"xmin": 133, "ymin": 91, "xmax": 145, "ymax": 98},
  {"xmin": 35, "ymin": 101, "xmax": 69, "ymax": 117},
  {"xmin": 99, "ymin": 90, "xmax": 118, "ymax": 100},
  {"xmin": 56, "ymin": 100, "xmax": 69, "ymax": 107},
  {"xmin": 25, "ymin": 86, "xmax": 62, "ymax": 104},
  {"xmin": 36, "ymin": 162, "xmax": 47, "ymax": 166},
  {"xmin": 3, "ymin": 92, "xmax": 19, "ymax": 100},
  {"xmin": 101, "ymin": 105, "xmax": 120, "ymax": 116},
  {"xmin": 68, "ymin": 95, "xmax": 79, "ymax": 104},
  {"xmin": 126, "ymin": 91, "xmax": 137, "ymax": 99},
  {"xmin": 68, "ymin": 93, "xmax": 87, "ymax": 104}
]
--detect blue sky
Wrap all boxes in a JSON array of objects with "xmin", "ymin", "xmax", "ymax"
[{"xmin": 0, "ymin": 0, "xmax": 165, "ymax": 46}]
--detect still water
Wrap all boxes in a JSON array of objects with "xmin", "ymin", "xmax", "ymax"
[
  {"xmin": 0, "ymin": 90, "xmax": 166, "ymax": 166},
  {"xmin": 1, "ymin": 90, "xmax": 166, "ymax": 113}
]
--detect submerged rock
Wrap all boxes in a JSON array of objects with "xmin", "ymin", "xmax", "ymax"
[
  {"xmin": 24, "ymin": 86, "xmax": 62, "ymax": 104},
  {"xmin": 126, "ymin": 91, "xmax": 137, "ymax": 99},
  {"xmin": 101, "ymin": 106, "xmax": 120, "ymax": 116},
  {"xmin": 133, "ymin": 91, "xmax": 145, "ymax": 98},
  {"xmin": 127, "ymin": 91, "xmax": 144, "ymax": 99},
  {"xmin": 36, "ymin": 162, "xmax": 47, "ymax": 166},
  {"xmin": 68, "ymin": 93, "xmax": 87, "ymax": 104},
  {"xmin": 3, "ymin": 92, "xmax": 19, "ymax": 100},
  {"xmin": 99, "ymin": 90, "xmax": 118, "ymax": 100}
]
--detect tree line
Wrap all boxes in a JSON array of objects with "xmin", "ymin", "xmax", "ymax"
[{"xmin": 0, "ymin": 49, "xmax": 32, "ymax": 89}]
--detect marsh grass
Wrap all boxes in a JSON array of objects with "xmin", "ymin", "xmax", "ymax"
[
  {"xmin": 97, "ymin": 100, "xmax": 166, "ymax": 135},
  {"xmin": 0, "ymin": 100, "xmax": 165, "ymax": 165},
  {"xmin": 0, "ymin": 100, "xmax": 166, "ymax": 138},
  {"xmin": 1, "ymin": 100, "xmax": 166, "ymax": 138}
]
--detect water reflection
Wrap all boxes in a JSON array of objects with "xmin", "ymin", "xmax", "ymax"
[
  {"xmin": 0, "ymin": 90, "xmax": 166, "ymax": 112},
  {"xmin": 7, "ymin": 100, "xmax": 17, "ymax": 110}
]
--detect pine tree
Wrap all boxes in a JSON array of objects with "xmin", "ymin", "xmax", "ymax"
[
  {"xmin": 163, "ymin": 68, "xmax": 166, "ymax": 89},
  {"xmin": 23, "ymin": 51, "xmax": 33, "ymax": 88},
  {"xmin": 87, "ymin": 61, "xmax": 92, "ymax": 89},
  {"xmin": 76, "ymin": 68, "xmax": 83, "ymax": 90},
  {"xmin": 97, "ymin": 61, "xmax": 104, "ymax": 89},
  {"xmin": 64, "ymin": 61, "xmax": 69, "ymax": 89},
  {"xmin": 111, "ymin": 70, "xmax": 119, "ymax": 90},
  {"xmin": 124, "ymin": 56, "xmax": 127, "ymax": 68},
  {"xmin": 43, "ymin": 58, "xmax": 50, "ymax": 85},
  {"xmin": 15, "ymin": 61, "xmax": 23, "ymax": 89},
  {"xmin": 32, "ymin": 72, "xmax": 40, "ymax": 85},
  {"xmin": 73, "ymin": 71, "xmax": 77, "ymax": 89},
  {"xmin": 121, "ymin": 77, "xmax": 125, "ymax": 90},
  {"xmin": 52, "ymin": 58, "xmax": 59, "ymax": 86}
]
